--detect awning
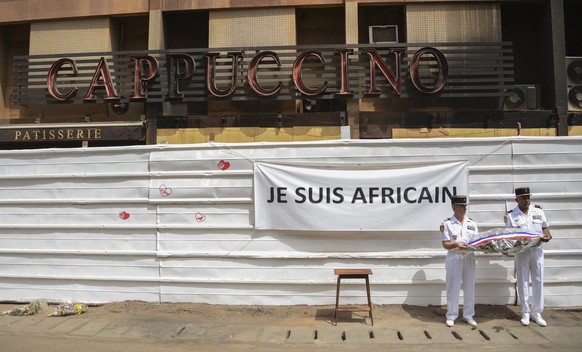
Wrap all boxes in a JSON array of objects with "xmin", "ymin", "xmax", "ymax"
[{"xmin": 0, "ymin": 121, "xmax": 145, "ymax": 143}]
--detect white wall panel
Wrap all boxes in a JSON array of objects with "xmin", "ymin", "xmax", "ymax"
[
  {"xmin": 0, "ymin": 229, "xmax": 156, "ymax": 251},
  {"xmin": 156, "ymin": 204, "xmax": 252, "ymax": 227},
  {"xmin": 0, "ymin": 254, "xmax": 158, "ymax": 279},
  {"xmin": 0, "ymin": 138, "xmax": 581, "ymax": 307},
  {"xmin": 0, "ymin": 204, "xmax": 156, "ymax": 226},
  {"xmin": 0, "ymin": 177, "xmax": 148, "ymax": 200},
  {"xmin": 0, "ymin": 278, "xmax": 160, "ymax": 303},
  {"xmin": 0, "ymin": 148, "xmax": 150, "ymax": 177},
  {"xmin": 149, "ymin": 176, "xmax": 253, "ymax": 199}
]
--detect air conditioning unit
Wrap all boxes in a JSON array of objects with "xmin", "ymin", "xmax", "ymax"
[
  {"xmin": 502, "ymin": 84, "xmax": 541, "ymax": 111},
  {"xmin": 566, "ymin": 57, "xmax": 582, "ymax": 112},
  {"xmin": 369, "ymin": 25, "xmax": 398, "ymax": 44}
]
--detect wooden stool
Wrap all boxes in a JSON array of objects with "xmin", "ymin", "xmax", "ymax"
[{"xmin": 334, "ymin": 268, "xmax": 373, "ymax": 325}]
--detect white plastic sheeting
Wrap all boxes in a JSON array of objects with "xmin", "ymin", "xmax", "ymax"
[{"xmin": 0, "ymin": 137, "xmax": 581, "ymax": 307}]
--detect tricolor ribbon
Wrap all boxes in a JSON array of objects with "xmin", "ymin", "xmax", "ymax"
[{"xmin": 468, "ymin": 231, "xmax": 541, "ymax": 247}]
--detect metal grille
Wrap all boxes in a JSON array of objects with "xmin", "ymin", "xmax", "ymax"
[{"xmin": 12, "ymin": 42, "xmax": 514, "ymax": 105}]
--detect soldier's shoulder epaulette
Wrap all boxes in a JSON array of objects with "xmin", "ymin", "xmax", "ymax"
[
  {"xmin": 440, "ymin": 218, "xmax": 450, "ymax": 232},
  {"xmin": 507, "ymin": 209, "xmax": 512, "ymax": 214},
  {"xmin": 535, "ymin": 204, "xmax": 542, "ymax": 209}
]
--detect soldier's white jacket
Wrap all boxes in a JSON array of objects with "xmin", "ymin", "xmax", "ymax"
[
  {"xmin": 440, "ymin": 215, "xmax": 479, "ymax": 246},
  {"xmin": 505, "ymin": 205, "xmax": 548, "ymax": 235}
]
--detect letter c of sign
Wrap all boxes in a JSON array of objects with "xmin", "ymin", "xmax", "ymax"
[
  {"xmin": 248, "ymin": 51, "xmax": 283, "ymax": 96},
  {"xmin": 47, "ymin": 58, "xmax": 79, "ymax": 101},
  {"xmin": 293, "ymin": 50, "xmax": 328, "ymax": 96},
  {"xmin": 409, "ymin": 47, "xmax": 449, "ymax": 94}
]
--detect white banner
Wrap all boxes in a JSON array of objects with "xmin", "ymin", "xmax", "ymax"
[{"xmin": 254, "ymin": 161, "xmax": 468, "ymax": 231}]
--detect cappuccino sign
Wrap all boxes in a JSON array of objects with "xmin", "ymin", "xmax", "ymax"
[{"xmin": 46, "ymin": 47, "xmax": 449, "ymax": 103}]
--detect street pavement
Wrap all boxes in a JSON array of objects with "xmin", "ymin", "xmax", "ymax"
[{"xmin": 1, "ymin": 302, "xmax": 581, "ymax": 351}]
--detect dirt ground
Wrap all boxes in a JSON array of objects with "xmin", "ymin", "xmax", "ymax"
[
  {"xmin": 81, "ymin": 300, "xmax": 516, "ymax": 325},
  {"xmin": 2, "ymin": 302, "xmax": 582, "ymax": 352},
  {"xmin": 77, "ymin": 301, "xmax": 581, "ymax": 329}
]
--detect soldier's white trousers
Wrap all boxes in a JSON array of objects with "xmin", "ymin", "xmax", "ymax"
[
  {"xmin": 445, "ymin": 251, "xmax": 476, "ymax": 321},
  {"xmin": 515, "ymin": 246, "xmax": 544, "ymax": 316}
]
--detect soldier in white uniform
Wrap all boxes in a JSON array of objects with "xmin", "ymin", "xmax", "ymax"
[
  {"xmin": 440, "ymin": 195, "xmax": 479, "ymax": 327},
  {"xmin": 505, "ymin": 186, "xmax": 552, "ymax": 327}
]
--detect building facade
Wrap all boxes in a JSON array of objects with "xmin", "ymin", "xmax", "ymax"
[{"xmin": 1, "ymin": 0, "xmax": 581, "ymax": 148}]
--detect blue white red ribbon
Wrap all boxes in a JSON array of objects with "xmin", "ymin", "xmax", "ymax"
[{"xmin": 468, "ymin": 231, "xmax": 541, "ymax": 247}]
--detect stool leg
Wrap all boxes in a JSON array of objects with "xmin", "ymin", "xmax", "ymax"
[
  {"xmin": 365, "ymin": 275, "xmax": 373, "ymax": 326},
  {"xmin": 335, "ymin": 276, "xmax": 341, "ymax": 325}
]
